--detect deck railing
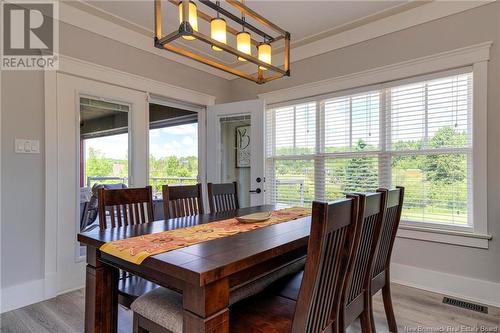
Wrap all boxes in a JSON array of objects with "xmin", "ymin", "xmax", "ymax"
[{"xmin": 86, "ymin": 176, "xmax": 198, "ymax": 198}]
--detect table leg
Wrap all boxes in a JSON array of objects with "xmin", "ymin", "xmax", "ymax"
[
  {"xmin": 183, "ymin": 278, "xmax": 230, "ymax": 333},
  {"xmin": 85, "ymin": 246, "xmax": 119, "ymax": 333}
]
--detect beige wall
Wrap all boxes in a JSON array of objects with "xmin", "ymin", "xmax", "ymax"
[
  {"xmin": 1, "ymin": 71, "xmax": 46, "ymax": 287},
  {"xmin": 0, "ymin": 22, "xmax": 231, "ymax": 290},
  {"xmin": 226, "ymin": 2, "xmax": 500, "ymax": 284}
]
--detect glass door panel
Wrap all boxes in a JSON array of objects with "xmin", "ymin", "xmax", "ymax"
[
  {"xmin": 148, "ymin": 103, "xmax": 199, "ymax": 199},
  {"xmin": 219, "ymin": 115, "xmax": 251, "ymax": 207},
  {"xmin": 79, "ymin": 96, "xmax": 130, "ymax": 232}
]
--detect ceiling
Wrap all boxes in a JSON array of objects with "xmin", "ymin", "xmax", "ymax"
[{"xmin": 82, "ymin": 0, "xmax": 420, "ymax": 66}]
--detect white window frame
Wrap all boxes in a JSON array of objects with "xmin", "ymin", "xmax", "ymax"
[{"xmin": 260, "ymin": 42, "xmax": 491, "ymax": 249}]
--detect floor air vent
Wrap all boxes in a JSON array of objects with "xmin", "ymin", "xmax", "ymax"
[{"xmin": 443, "ymin": 297, "xmax": 488, "ymax": 314}]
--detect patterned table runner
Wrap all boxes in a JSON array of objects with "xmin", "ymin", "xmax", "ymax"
[{"xmin": 100, "ymin": 207, "xmax": 311, "ymax": 264}]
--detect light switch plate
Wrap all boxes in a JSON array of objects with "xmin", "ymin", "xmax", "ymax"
[{"xmin": 15, "ymin": 139, "xmax": 40, "ymax": 154}]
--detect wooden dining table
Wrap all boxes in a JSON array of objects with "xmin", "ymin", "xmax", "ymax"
[{"xmin": 77, "ymin": 205, "xmax": 311, "ymax": 333}]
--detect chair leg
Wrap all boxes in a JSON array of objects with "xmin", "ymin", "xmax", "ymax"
[
  {"xmin": 369, "ymin": 292, "xmax": 376, "ymax": 333},
  {"xmin": 360, "ymin": 308, "xmax": 372, "ymax": 333},
  {"xmin": 338, "ymin": 308, "xmax": 346, "ymax": 333},
  {"xmin": 382, "ymin": 283, "xmax": 397, "ymax": 333}
]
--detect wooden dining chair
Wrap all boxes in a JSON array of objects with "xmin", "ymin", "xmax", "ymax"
[
  {"xmin": 97, "ymin": 186, "xmax": 154, "ymax": 229},
  {"xmin": 207, "ymin": 181, "xmax": 239, "ymax": 213},
  {"xmin": 369, "ymin": 187, "xmax": 405, "ymax": 333},
  {"xmin": 230, "ymin": 197, "xmax": 361, "ymax": 333},
  {"xmin": 340, "ymin": 191, "xmax": 388, "ymax": 333},
  {"xmin": 97, "ymin": 186, "xmax": 158, "ymax": 308},
  {"xmin": 162, "ymin": 184, "xmax": 204, "ymax": 219}
]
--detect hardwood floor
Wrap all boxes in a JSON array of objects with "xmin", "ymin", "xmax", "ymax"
[{"xmin": 1, "ymin": 283, "xmax": 498, "ymax": 333}]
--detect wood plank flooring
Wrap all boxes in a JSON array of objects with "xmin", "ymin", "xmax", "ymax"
[{"xmin": 1, "ymin": 283, "xmax": 498, "ymax": 332}]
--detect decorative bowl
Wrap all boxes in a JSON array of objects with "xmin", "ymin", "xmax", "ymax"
[{"xmin": 235, "ymin": 211, "xmax": 272, "ymax": 224}]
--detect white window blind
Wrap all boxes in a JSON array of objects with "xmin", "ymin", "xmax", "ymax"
[{"xmin": 266, "ymin": 69, "xmax": 473, "ymax": 228}]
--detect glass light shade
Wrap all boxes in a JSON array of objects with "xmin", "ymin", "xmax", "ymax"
[
  {"xmin": 178, "ymin": 1, "xmax": 198, "ymax": 40},
  {"xmin": 258, "ymin": 43, "xmax": 271, "ymax": 70},
  {"xmin": 210, "ymin": 18, "xmax": 226, "ymax": 51},
  {"xmin": 237, "ymin": 31, "xmax": 251, "ymax": 61}
]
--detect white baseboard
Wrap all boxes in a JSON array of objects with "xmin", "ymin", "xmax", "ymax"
[
  {"xmin": 391, "ymin": 263, "xmax": 500, "ymax": 308},
  {"xmin": 0, "ymin": 274, "xmax": 85, "ymax": 314},
  {"xmin": 0, "ymin": 278, "xmax": 52, "ymax": 313}
]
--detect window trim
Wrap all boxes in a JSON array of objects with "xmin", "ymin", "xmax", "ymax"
[{"xmin": 262, "ymin": 43, "xmax": 491, "ymax": 248}]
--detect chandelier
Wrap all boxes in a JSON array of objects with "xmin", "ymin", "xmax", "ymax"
[{"xmin": 154, "ymin": 0, "xmax": 291, "ymax": 84}]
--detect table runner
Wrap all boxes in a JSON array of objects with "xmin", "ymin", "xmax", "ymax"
[{"xmin": 100, "ymin": 207, "xmax": 311, "ymax": 264}]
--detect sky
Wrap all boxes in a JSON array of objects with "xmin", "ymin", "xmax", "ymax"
[{"xmin": 85, "ymin": 123, "xmax": 198, "ymax": 160}]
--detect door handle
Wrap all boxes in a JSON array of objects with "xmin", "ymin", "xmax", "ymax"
[{"xmin": 249, "ymin": 188, "xmax": 262, "ymax": 194}]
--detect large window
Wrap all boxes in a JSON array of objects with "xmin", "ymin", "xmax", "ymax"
[
  {"xmin": 266, "ymin": 69, "xmax": 473, "ymax": 229},
  {"xmin": 149, "ymin": 103, "xmax": 199, "ymax": 198}
]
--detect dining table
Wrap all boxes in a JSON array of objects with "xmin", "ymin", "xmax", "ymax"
[{"xmin": 77, "ymin": 204, "xmax": 311, "ymax": 333}]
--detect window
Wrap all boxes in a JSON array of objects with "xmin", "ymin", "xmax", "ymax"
[
  {"xmin": 149, "ymin": 103, "xmax": 199, "ymax": 198},
  {"xmin": 80, "ymin": 97, "xmax": 130, "ymax": 189},
  {"xmin": 266, "ymin": 69, "xmax": 473, "ymax": 230}
]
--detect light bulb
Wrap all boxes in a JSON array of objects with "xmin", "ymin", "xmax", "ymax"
[
  {"xmin": 178, "ymin": 1, "xmax": 198, "ymax": 40},
  {"xmin": 258, "ymin": 43, "xmax": 271, "ymax": 70},
  {"xmin": 237, "ymin": 31, "xmax": 251, "ymax": 61},
  {"xmin": 210, "ymin": 18, "xmax": 227, "ymax": 51}
]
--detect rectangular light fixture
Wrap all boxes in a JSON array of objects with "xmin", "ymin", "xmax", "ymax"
[{"xmin": 154, "ymin": 0, "xmax": 291, "ymax": 84}]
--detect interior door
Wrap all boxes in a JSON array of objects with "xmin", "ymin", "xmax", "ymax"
[{"xmin": 207, "ymin": 99, "xmax": 265, "ymax": 207}]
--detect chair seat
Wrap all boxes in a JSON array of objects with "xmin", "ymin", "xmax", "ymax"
[
  {"xmin": 131, "ymin": 288, "xmax": 184, "ymax": 333},
  {"xmin": 270, "ymin": 270, "xmax": 303, "ymax": 301},
  {"xmin": 230, "ymin": 293, "xmax": 296, "ymax": 333},
  {"xmin": 118, "ymin": 275, "xmax": 160, "ymax": 308},
  {"xmin": 229, "ymin": 257, "xmax": 305, "ymax": 304},
  {"xmin": 130, "ymin": 259, "xmax": 305, "ymax": 332}
]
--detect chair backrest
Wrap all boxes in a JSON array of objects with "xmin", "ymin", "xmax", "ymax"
[
  {"xmin": 372, "ymin": 187, "xmax": 405, "ymax": 279},
  {"xmin": 291, "ymin": 197, "xmax": 360, "ymax": 333},
  {"xmin": 341, "ymin": 191, "xmax": 387, "ymax": 324},
  {"xmin": 162, "ymin": 184, "xmax": 204, "ymax": 219},
  {"xmin": 207, "ymin": 182, "xmax": 239, "ymax": 213},
  {"xmin": 81, "ymin": 183, "xmax": 129, "ymax": 231},
  {"xmin": 97, "ymin": 186, "xmax": 154, "ymax": 229}
]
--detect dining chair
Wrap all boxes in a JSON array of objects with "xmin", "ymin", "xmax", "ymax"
[
  {"xmin": 97, "ymin": 185, "xmax": 154, "ymax": 229},
  {"xmin": 207, "ymin": 181, "xmax": 239, "ymax": 213},
  {"xmin": 340, "ymin": 191, "xmax": 388, "ymax": 333},
  {"xmin": 369, "ymin": 187, "xmax": 405, "ymax": 333},
  {"xmin": 130, "ymin": 198, "xmax": 359, "ymax": 333},
  {"xmin": 230, "ymin": 197, "xmax": 361, "ymax": 333},
  {"xmin": 267, "ymin": 192, "xmax": 388, "ymax": 333},
  {"xmin": 97, "ymin": 186, "xmax": 158, "ymax": 308},
  {"xmin": 162, "ymin": 183, "xmax": 204, "ymax": 219}
]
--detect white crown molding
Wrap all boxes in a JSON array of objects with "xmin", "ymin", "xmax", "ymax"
[
  {"xmin": 58, "ymin": 2, "xmax": 236, "ymax": 80},
  {"xmin": 259, "ymin": 41, "xmax": 492, "ymax": 105},
  {"xmin": 234, "ymin": 1, "xmax": 494, "ymax": 78},
  {"xmin": 58, "ymin": 1, "xmax": 492, "ymax": 83},
  {"xmin": 58, "ymin": 54, "xmax": 216, "ymax": 106}
]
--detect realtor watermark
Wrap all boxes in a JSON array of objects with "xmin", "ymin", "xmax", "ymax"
[
  {"xmin": 1, "ymin": 0, "xmax": 59, "ymax": 70},
  {"xmin": 404, "ymin": 325, "xmax": 498, "ymax": 333}
]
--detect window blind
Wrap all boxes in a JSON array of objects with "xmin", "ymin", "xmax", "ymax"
[{"xmin": 266, "ymin": 69, "xmax": 473, "ymax": 228}]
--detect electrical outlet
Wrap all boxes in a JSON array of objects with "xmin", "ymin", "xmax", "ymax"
[{"xmin": 15, "ymin": 139, "xmax": 40, "ymax": 154}]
